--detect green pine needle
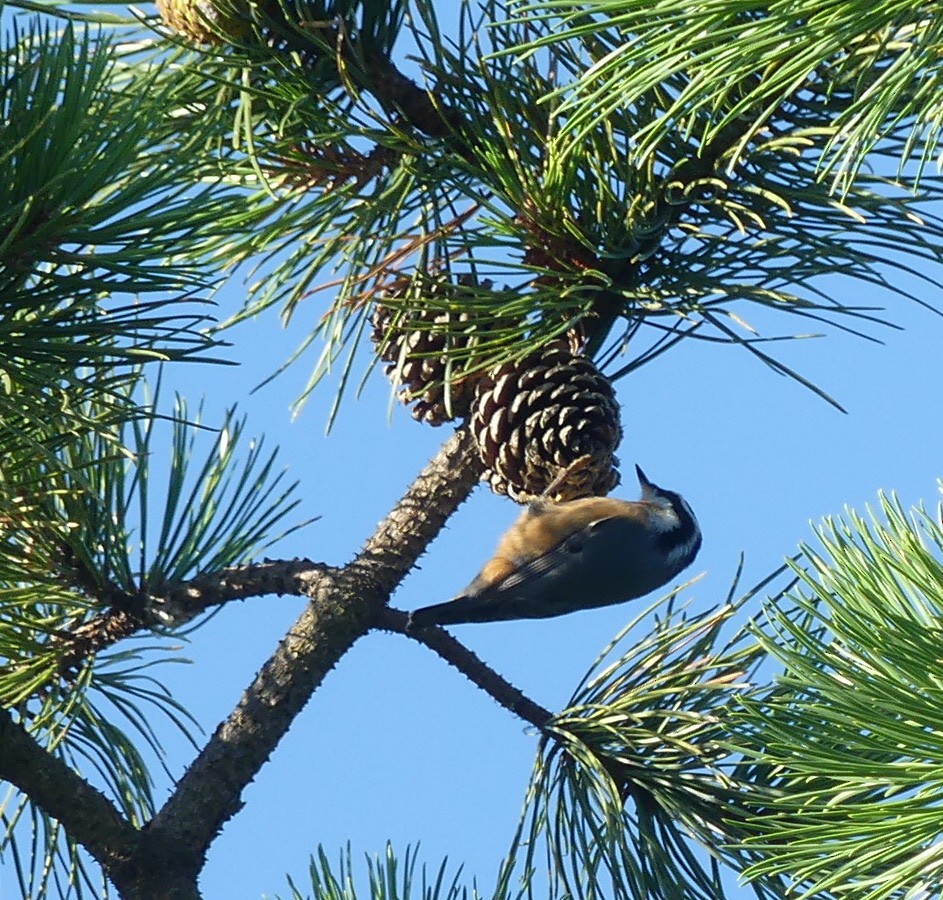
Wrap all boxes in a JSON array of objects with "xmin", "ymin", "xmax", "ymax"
[
  {"xmin": 497, "ymin": 573, "xmax": 794, "ymax": 900},
  {"xmin": 733, "ymin": 490, "xmax": 943, "ymax": 898}
]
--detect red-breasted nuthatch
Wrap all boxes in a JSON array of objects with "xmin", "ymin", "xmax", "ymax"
[{"xmin": 408, "ymin": 465, "xmax": 702, "ymax": 627}]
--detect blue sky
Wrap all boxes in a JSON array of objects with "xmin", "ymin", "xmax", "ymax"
[{"xmin": 135, "ymin": 248, "xmax": 943, "ymax": 898}]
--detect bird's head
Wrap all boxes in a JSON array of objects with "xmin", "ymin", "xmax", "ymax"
[{"xmin": 635, "ymin": 464, "xmax": 702, "ymax": 574}]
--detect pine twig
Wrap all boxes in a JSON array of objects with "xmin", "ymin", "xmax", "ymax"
[
  {"xmin": 379, "ymin": 607, "xmax": 553, "ymax": 729},
  {"xmin": 52, "ymin": 559, "xmax": 334, "ymax": 676},
  {"xmin": 142, "ymin": 427, "xmax": 482, "ymax": 878},
  {"xmin": 0, "ymin": 708, "xmax": 140, "ymax": 877}
]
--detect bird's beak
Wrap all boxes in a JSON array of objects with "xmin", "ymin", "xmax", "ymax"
[{"xmin": 636, "ymin": 465, "xmax": 657, "ymax": 500}]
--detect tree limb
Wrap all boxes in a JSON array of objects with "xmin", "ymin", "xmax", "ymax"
[
  {"xmin": 378, "ymin": 607, "xmax": 553, "ymax": 730},
  {"xmin": 361, "ymin": 43, "xmax": 463, "ymax": 141},
  {"xmin": 585, "ymin": 114, "xmax": 771, "ymax": 355},
  {"xmin": 53, "ymin": 559, "xmax": 334, "ymax": 676},
  {"xmin": 145, "ymin": 426, "xmax": 482, "ymax": 869},
  {"xmin": 0, "ymin": 707, "xmax": 140, "ymax": 874}
]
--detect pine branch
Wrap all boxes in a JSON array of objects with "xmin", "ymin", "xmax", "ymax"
[
  {"xmin": 141, "ymin": 427, "xmax": 482, "ymax": 875},
  {"xmin": 2, "ymin": 426, "xmax": 482, "ymax": 897},
  {"xmin": 380, "ymin": 607, "xmax": 553, "ymax": 729},
  {"xmin": 732, "ymin": 493, "xmax": 943, "ymax": 896},
  {"xmin": 360, "ymin": 43, "xmax": 463, "ymax": 141},
  {"xmin": 586, "ymin": 110, "xmax": 767, "ymax": 353},
  {"xmin": 250, "ymin": 0, "xmax": 462, "ymax": 141},
  {"xmin": 0, "ymin": 707, "xmax": 140, "ymax": 876},
  {"xmin": 515, "ymin": 0, "xmax": 943, "ymax": 192},
  {"xmin": 51, "ymin": 559, "xmax": 334, "ymax": 676}
]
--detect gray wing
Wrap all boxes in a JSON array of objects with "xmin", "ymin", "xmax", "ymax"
[{"xmin": 409, "ymin": 515, "xmax": 650, "ymax": 626}]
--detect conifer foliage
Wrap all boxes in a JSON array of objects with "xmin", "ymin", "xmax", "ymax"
[{"xmin": 2, "ymin": 1, "xmax": 943, "ymax": 897}]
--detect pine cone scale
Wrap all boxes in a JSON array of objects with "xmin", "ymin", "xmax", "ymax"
[{"xmin": 470, "ymin": 343, "xmax": 622, "ymax": 503}]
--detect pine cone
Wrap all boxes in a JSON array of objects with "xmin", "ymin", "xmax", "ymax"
[
  {"xmin": 470, "ymin": 344, "xmax": 622, "ymax": 502},
  {"xmin": 156, "ymin": 0, "xmax": 246, "ymax": 44},
  {"xmin": 371, "ymin": 274, "xmax": 499, "ymax": 426}
]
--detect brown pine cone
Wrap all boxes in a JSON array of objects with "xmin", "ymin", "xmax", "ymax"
[
  {"xmin": 470, "ymin": 344, "xmax": 622, "ymax": 502},
  {"xmin": 371, "ymin": 274, "xmax": 500, "ymax": 425},
  {"xmin": 156, "ymin": 0, "xmax": 246, "ymax": 44}
]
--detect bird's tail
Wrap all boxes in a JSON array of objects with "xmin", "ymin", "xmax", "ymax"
[{"xmin": 407, "ymin": 594, "xmax": 487, "ymax": 628}]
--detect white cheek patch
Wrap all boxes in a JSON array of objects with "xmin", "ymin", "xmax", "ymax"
[
  {"xmin": 648, "ymin": 504, "xmax": 681, "ymax": 533},
  {"xmin": 651, "ymin": 496, "xmax": 701, "ymax": 569},
  {"xmin": 667, "ymin": 532, "xmax": 701, "ymax": 569}
]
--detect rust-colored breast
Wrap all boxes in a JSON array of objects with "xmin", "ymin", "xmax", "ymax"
[
  {"xmin": 489, "ymin": 497, "xmax": 652, "ymax": 580},
  {"xmin": 477, "ymin": 555, "xmax": 518, "ymax": 587}
]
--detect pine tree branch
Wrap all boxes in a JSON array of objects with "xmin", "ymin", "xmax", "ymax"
[
  {"xmin": 260, "ymin": 5, "xmax": 462, "ymax": 141},
  {"xmin": 361, "ymin": 43, "xmax": 463, "ymax": 141},
  {"xmin": 587, "ymin": 114, "xmax": 763, "ymax": 353},
  {"xmin": 0, "ymin": 707, "xmax": 140, "ymax": 875},
  {"xmin": 144, "ymin": 426, "xmax": 482, "ymax": 867},
  {"xmin": 52, "ymin": 559, "xmax": 334, "ymax": 676},
  {"xmin": 9, "ymin": 429, "xmax": 481, "ymax": 896},
  {"xmin": 379, "ymin": 607, "xmax": 553, "ymax": 730}
]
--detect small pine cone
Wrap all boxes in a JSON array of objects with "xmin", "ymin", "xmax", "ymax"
[
  {"xmin": 371, "ymin": 276, "xmax": 497, "ymax": 426},
  {"xmin": 470, "ymin": 344, "xmax": 622, "ymax": 502},
  {"xmin": 156, "ymin": 0, "xmax": 246, "ymax": 44}
]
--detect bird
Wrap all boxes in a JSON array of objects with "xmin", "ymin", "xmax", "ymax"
[{"xmin": 408, "ymin": 465, "xmax": 701, "ymax": 628}]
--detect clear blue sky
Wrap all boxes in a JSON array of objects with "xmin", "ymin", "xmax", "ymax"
[{"xmin": 141, "ymin": 245, "xmax": 943, "ymax": 898}]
